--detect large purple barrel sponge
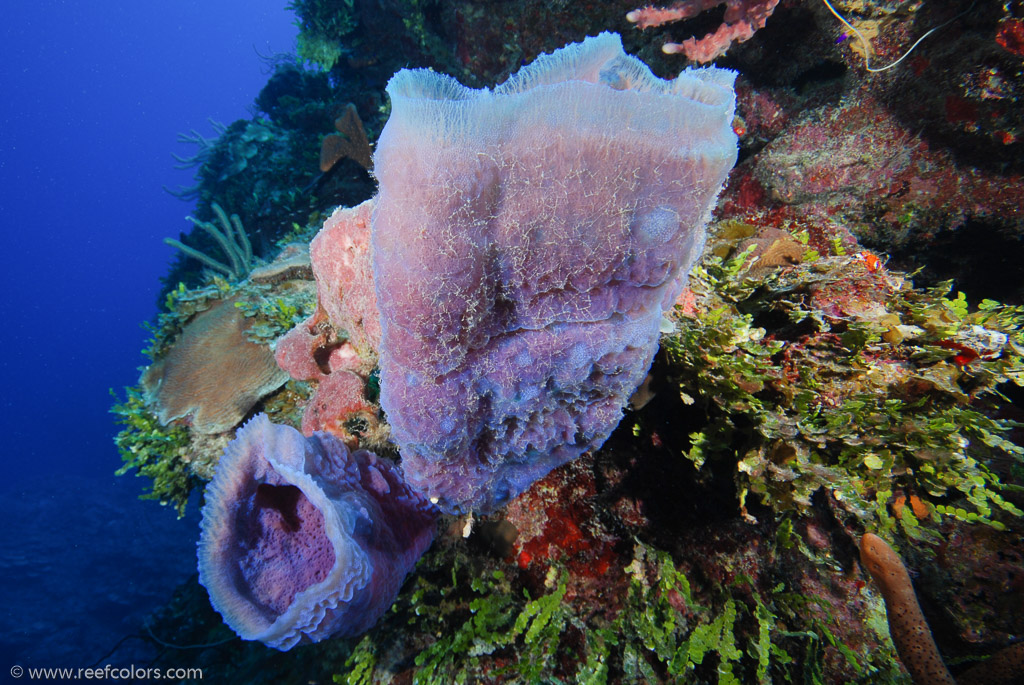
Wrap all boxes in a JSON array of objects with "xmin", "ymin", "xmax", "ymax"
[
  {"xmin": 372, "ymin": 32, "xmax": 738, "ymax": 514},
  {"xmin": 197, "ymin": 414, "xmax": 436, "ymax": 650}
]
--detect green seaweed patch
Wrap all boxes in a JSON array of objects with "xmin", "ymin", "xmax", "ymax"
[
  {"xmin": 334, "ymin": 553, "xmax": 569, "ymax": 685},
  {"xmin": 232, "ymin": 283, "xmax": 315, "ymax": 345},
  {"xmin": 663, "ymin": 241, "xmax": 1024, "ymax": 540},
  {"xmin": 594, "ymin": 545, "xmax": 896, "ymax": 683},
  {"xmin": 147, "ymin": 274, "xmax": 314, "ymax": 359},
  {"xmin": 331, "ymin": 540, "xmax": 899, "ymax": 683},
  {"xmin": 415, "ymin": 571, "xmax": 567, "ymax": 683},
  {"xmin": 610, "ymin": 547, "xmax": 870, "ymax": 684},
  {"xmin": 287, "ymin": 0, "xmax": 357, "ymax": 70},
  {"xmin": 771, "ymin": 583, "xmax": 900, "ymax": 683},
  {"xmin": 111, "ymin": 387, "xmax": 198, "ymax": 517}
]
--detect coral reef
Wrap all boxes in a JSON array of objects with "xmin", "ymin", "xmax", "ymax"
[
  {"xmin": 306, "ymin": 199, "xmax": 379, "ymax": 362},
  {"xmin": 198, "ymin": 415, "xmax": 437, "ymax": 650},
  {"xmin": 115, "ymin": 0, "xmax": 1024, "ymax": 680},
  {"xmin": 111, "ymin": 388, "xmax": 197, "ymax": 517},
  {"xmin": 274, "ymin": 200, "xmax": 385, "ymax": 446},
  {"xmin": 287, "ymin": 0, "xmax": 359, "ymax": 70},
  {"xmin": 254, "ymin": 62, "xmax": 333, "ymax": 131},
  {"xmin": 296, "ymin": 370, "xmax": 382, "ymax": 447},
  {"xmin": 168, "ymin": 119, "xmax": 227, "ymax": 183},
  {"xmin": 320, "ymin": 103, "xmax": 372, "ymax": 172},
  {"xmin": 998, "ymin": 17, "xmax": 1024, "ymax": 58},
  {"xmin": 164, "ymin": 202, "xmax": 254, "ymax": 280},
  {"xmin": 659, "ymin": 217, "xmax": 1024, "ymax": 535},
  {"xmin": 161, "ymin": 56, "xmax": 377, "ymax": 295},
  {"xmin": 126, "ymin": 231, "xmax": 1024, "ymax": 675},
  {"xmin": 140, "ymin": 297, "xmax": 288, "ymax": 435},
  {"xmin": 860, "ymin": 532, "xmax": 955, "ymax": 684},
  {"xmin": 627, "ymin": 0, "xmax": 781, "ymax": 62},
  {"xmin": 248, "ymin": 243, "xmax": 313, "ymax": 285},
  {"xmin": 115, "ymin": 258, "xmax": 318, "ymax": 511},
  {"xmin": 880, "ymin": 3, "xmax": 1024, "ymax": 173},
  {"xmin": 747, "ymin": 94, "xmax": 1023, "ymax": 266},
  {"xmin": 861, "ymin": 532, "xmax": 1024, "ymax": 685},
  {"xmin": 373, "ymin": 32, "xmax": 738, "ymax": 514}
]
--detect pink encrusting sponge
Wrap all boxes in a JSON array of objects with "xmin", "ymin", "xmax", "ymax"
[{"xmin": 197, "ymin": 414, "xmax": 437, "ymax": 650}]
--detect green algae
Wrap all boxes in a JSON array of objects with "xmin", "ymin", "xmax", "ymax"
[
  {"xmin": 286, "ymin": 0, "xmax": 357, "ymax": 70},
  {"xmin": 335, "ymin": 558, "xmax": 569, "ymax": 685},
  {"xmin": 111, "ymin": 387, "xmax": 198, "ymax": 517},
  {"xmin": 660, "ymin": 232, "xmax": 1024, "ymax": 542},
  {"xmin": 325, "ymin": 540, "xmax": 901, "ymax": 684},
  {"xmin": 149, "ymin": 275, "xmax": 314, "ymax": 359},
  {"xmin": 232, "ymin": 287, "xmax": 312, "ymax": 345}
]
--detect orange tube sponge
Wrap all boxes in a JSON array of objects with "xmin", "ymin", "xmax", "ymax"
[{"xmin": 859, "ymin": 533, "xmax": 955, "ymax": 685}]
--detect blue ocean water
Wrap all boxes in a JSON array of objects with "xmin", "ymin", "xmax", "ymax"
[{"xmin": 0, "ymin": 1, "xmax": 296, "ymax": 673}]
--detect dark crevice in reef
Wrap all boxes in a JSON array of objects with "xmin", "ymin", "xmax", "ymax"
[
  {"xmin": 883, "ymin": 220, "xmax": 1024, "ymax": 305},
  {"xmin": 792, "ymin": 59, "xmax": 847, "ymax": 94},
  {"xmin": 598, "ymin": 350, "xmax": 741, "ymax": 555}
]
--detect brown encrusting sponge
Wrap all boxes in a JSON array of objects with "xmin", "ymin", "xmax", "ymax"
[
  {"xmin": 141, "ymin": 297, "xmax": 289, "ymax": 434},
  {"xmin": 957, "ymin": 642, "xmax": 1024, "ymax": 685},
  {"xmin": 859, "ymin": 533, "xmax": 955, "ymax": 685}
]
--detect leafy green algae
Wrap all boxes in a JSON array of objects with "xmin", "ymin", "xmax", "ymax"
[
  {"xmin": 328, "ymin": 540, "xmax": 900, "ymax": 684},
  {"xmin": 336, "ymin": 559, "xmax": 569, "ymax": 685},
  {"xmin": 661, "ymin": 231, "xmax": 1024, "ymax": 541},
  {"xmin": 111, "ymin": 387, "xmax": 197, "ymax": 517},
  {"xmin": 286, "ymin": 0, "xmax": 357, "ymax": 70}
]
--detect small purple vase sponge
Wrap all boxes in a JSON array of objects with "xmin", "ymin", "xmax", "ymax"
[{"xmin": 197, "ymin": 415, "xmax": 436, "ymax": 650}]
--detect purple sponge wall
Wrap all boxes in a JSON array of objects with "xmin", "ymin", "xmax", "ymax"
[{"xmin": 371, "ymin": 32, "xmax": 738, "ymax": 513}]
